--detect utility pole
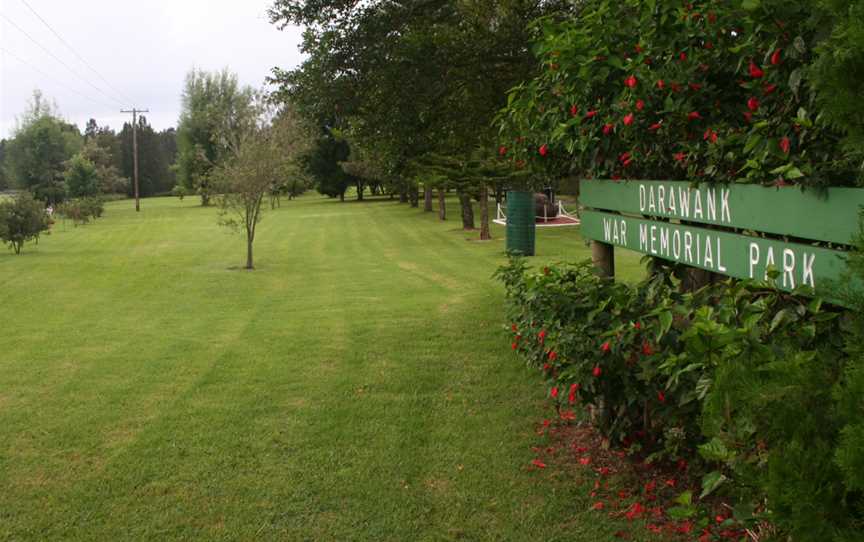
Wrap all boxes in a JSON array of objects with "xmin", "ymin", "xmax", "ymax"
[{"xmin": 120, "ymin": 108, "xmax": 149, "ymax": 212}]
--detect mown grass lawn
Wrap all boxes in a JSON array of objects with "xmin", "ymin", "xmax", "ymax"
[{"xmin": 0, "ymin": 194, "xmax": 645, "ymax": 541}]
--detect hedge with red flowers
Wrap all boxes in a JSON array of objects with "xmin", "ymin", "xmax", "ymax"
[
  {"xmin": 497, "ymin": 250, "xmax": 864, "ymax": 541},
  {"xmin": 497, "ymin": 0, "xmax": 861, "ymax": 189}
]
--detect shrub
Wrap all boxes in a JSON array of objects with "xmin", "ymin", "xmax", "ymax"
[
  {"xmin": 498, "ymin": 255, "xmax": 864, "ymax": 538},
  {"xmin": 498, "ymin": 0, "xmax": 861, "ymax": 188},
  {"xmin": 0, "ymin": 192, "xmax": 52, "ymax": 254},
  {"xmin": 57, "ymin": 196, "xmax": 104, "ymax": 226}
]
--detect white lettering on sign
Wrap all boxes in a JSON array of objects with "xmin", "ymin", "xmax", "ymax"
[
  {"xmin": 637, "ymin": 184, "xmax": 733, "ymax": 224},
  {"xmin": 602, "ymin": 217, "xmax": 628, "ymax": 246},
  {"xmin": 748, "ymin": 241, "xmax": 817, "ymax": 287}
]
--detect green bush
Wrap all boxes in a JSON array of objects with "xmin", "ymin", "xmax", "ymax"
[
  {"xmin": 498, "ymin": 0, "xmax": 861, "ymax": 188},
  {"xmin": 498, "ymin": 252, "xmax": 864, "ymax": 539},
  {"xmin": 57, "ymin": 196, "xmax": 104, "ymax": 226},
  {"xmin": 0, "ymin": 192, "xmax": 52, "ymax": 254}
]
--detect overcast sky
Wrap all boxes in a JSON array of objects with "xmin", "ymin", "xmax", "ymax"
[{"xmin": 0, "ymin": 0, "xmax": 304, "ymax": 138}]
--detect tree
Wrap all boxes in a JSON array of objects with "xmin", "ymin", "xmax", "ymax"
[
  {"xmin": 64, "ymin": 154, "xmax": 99, "ymax": 198},
  {"xmin": 80, "ymin": 138, "xmax": 129, "ymax": 195},
  {"xmin": 0, "ymin": 139, "xmax": 8, "ymax": 191},
  {"xmin": 301, "ymin": 126, "xmax": 352, "ymax": 200},
  {"xmin": 0, "ymin": 192, "xmax": 51, "ymax": 254},
  {"xmin": 215, "ymin": 102, "xmax": 310, "ymax": 269},
  {"xmin": 119, "ymin": 117, "xmax": 175, "ymax": 197},
  {"xmin": 268, "ymin": 1, "xmax": 570, "ymax": 228},
  {"xmin": 176, "ymin": 69, "xmax": 255, "ymax": 205},
  {"xmin": 4, "ymin": 91, "xmax": 81, "ymax": 203}
]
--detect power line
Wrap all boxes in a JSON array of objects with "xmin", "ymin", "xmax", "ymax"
[
  {"xmin": 18, "ymin": 0, "xmax": 134, "ymax": 105},
  {"xmin": 0, "ymin": 11, "xmax": 128, "ymax": 108},
  {"xmin": 0, "ymin": 46, "xmax": 121, "ymax": 111}
]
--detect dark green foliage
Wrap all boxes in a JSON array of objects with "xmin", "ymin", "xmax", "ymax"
[
  {"xmin": 0, "ymin": 192, "xmax": 51, "ymax": 254},
  {"xmin": 118, "ymin": 117, "xmax": 177, "ymax": 197},
  {"xmin": 302, "ymin": 128, "xmax": 352, "ymax": 200},
  {"xmin": 499, "ymin": 0, "xmax": 861, "ymax": 188},
  {"xmin": 811, "ymin": 0, "xmax": 864, "ymax": 169},
  {"xmin": 499, "ymin": 253, "xmax": 864, "ymax": 539},
  {"xmin": 0, "ymin": 139, "xmax": 8, "ymax": 191},
  {"xmin": 63, "ymin": 154, "xmax": 99, "ymax": 198}
]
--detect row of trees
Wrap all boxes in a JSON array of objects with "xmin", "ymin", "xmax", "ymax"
[
  {"xmin": 0, "ymin": 91, "xmax": 177, "ymax": 203},
  {"xmin": 266, "ymin": 0, "xmax": 565, "ymax": 237}
]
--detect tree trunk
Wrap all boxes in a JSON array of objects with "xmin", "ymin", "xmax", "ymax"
[
  {"xmin": 246, "ymin": 238, "xmax": 254, "ymax": 269},
  {"xmin": 424, "ymin": 184, "xmax": 433, "ymax": 212},
  {"xmin": 339, "ymin": 192, "xmax": 345, "ymax": 202},
  {"xmin": 357, "ymin": 182, "xmax": 364, "ymax": 201},
  {"xmin": 437, "ymin": 188, "xmax": 446, "ymax": 220},
  {"xmin": 399, "ymin": 186, "xmax": 408, "ymax": 203},
  {"xmin": 479, "ymin": 183, "xmax": 491, "ymax": 240},
  {"xmin": 458, "ymin": 191, "xmax": 475, "ymax": 230},
  {"xmin": 409, "ymin": 185, "xmax": 419, "ymax": 208}
]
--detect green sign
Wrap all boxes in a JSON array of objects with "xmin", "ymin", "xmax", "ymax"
[
  {"xmin": 580, "ymin": 180, "xmax": 863, "ymax": 296},
  {"xmin": 581, "ymin": 180, "xmax": 864, "ymax": 245},
  {"xmin": 581, "ymin": 210, "xmax": 848, "ymax": 290}
]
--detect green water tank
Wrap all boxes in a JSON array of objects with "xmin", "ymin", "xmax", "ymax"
[{"xmin": 506, "ymin": 190, "xmax": 536, "ymax": 256}]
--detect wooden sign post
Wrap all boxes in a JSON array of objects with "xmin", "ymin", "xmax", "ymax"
[{"xmin": 580, "ymin": 180, "xmax": 864, "ymax": 298}]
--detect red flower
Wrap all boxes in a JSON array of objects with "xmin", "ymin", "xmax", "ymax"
[
  {"xmin": 670, "ymin": 82, "xmax": 682, "ymax": 93},
  {"xmin": 636, "ymin": 99, "xmax": 645, "ymax": 111},
  {"xmin": 568, "ymin": 383, "xmax": 580, "ymax": 403},
  {"xmin": 634, "ymin": 44, "xmax": 643, "ymax": 53},
  {"xmin": 642, "ymin": 341, "xmax": 653, "ymax": 356},
  {"xmin": 656, "ymin": 79, "xmax": 665, "ymax": 90},
  {"xmin": 644, "ymin": 480, "xmax": 656, "ymax": 493},
  {"xmin": 780, "ymin": 137, "xmax": 791, "ymax": 154},
  {"xmin": 538, "ymin": 330, "xmax": 547, "ymax": 342},
  {"xmin": 674, "ymin": 152, "xmax": 687, "ymax": 162},
  {"xmin": 688, "ymin": 111, "xmax": 702, "ymax": 121},
  {"xmin": 515, "ymin": 334, "xmax": 521, "ymax": 341},
  {"xmin": 550, "ymin": 386, "xmax": 559, "ymax": 399},
  {"xmin": 600, "ymin": 341, "xmax": 611, "ymax": 353},
  {"xmin": 498, "ymin": 146, "xmax": 507, "ymax": 156},
  {"xmin": 539, "ymin": 144, "xmax": 548, "ymax": 157},
  {"xmin": 680, "ymin": 52, "xmax": 687, "ymax": 62},
  {"xmin": 570, "ymin": 104, "xmax": 579, "ymax": 117},
  {"xmin": 623, "ymin": 113, "xmax": 635, "ymax": 126},
  {"xmin": 658, "ymin": 391, "xmax": 666, "ymax": 403},
  {"xmin": 560, "ymin": 409, "xmax": 576, "ymax": 421},
  {"xmin": 548, "ymin": 350, "xmax": 558, "ymax": 361},
  {"xmin": 708, "ymin": 12, "xmax": 717, "ymax": 23},
  {"xmin": 703, "ymin": 128, "xmax": 718, "ymax": 144},
  {"xmin": 585, "ymin": 110, "xmax": 598, "ymax": 119},
  {"xmin": 625, "ymin": 75, "xmax": 638, "ymax": 88},
  {"xmin": 603, "ymin": 123, "xmax": 615, "ymax": 135},
  {"xmin": 592, "ymin": 501, "xmax": 605, "ymax": 511},
  {"xmin": 580, "ymin": 456, "xmax": 592, "ymax": 466},
  {"xmin": 511, "ymin": 342, "xmax": 518, "ymax": 350},
  {"xmin": 689, "ymin": 82, "xmax": 702, "ymax": 91},
  {"xmin": 747, "ymin": 97, "xmax": 760, "ymax": 112},
  {"xmin": 531, "ymin": 459, "xmax": 547, "ymax": 468},
  {"xmin": 511, "ymin": 323, "xmax": 518, "ymax": 332},
  {"xmin": 771, "ymin": 49, "xmax": 782, "ymax": 66},
  {"xmin": 648, "ymin": 122, "xmax": 662, "ymax": 132},
  {"xmin": 749, "ymin": 61, "xmax": 764, "ymax": 79},
  {"xmin": 704, "ymin": 41, "xmax": 714, "ymax": 50},
  {"xmin": 593, "ymin": 365, "xmax": 602, "ymax": 377},
  {"xmin": 633, "ymin": 322, "xmax": 641, "ymax": 329},
  {"xmin": 542, "ymin": 363, "xmax": 550, "ymax": 372},
  {"xmin": 743, "ymin": 111, "xmax": 753, "ymax": 123},
  {"xmin": 625, "ymin": 502, "xmax": 645, "ymax": 520},
  {"xmin": 619, "ymin": 151, "xmax": 631, "ymax": 164}
]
